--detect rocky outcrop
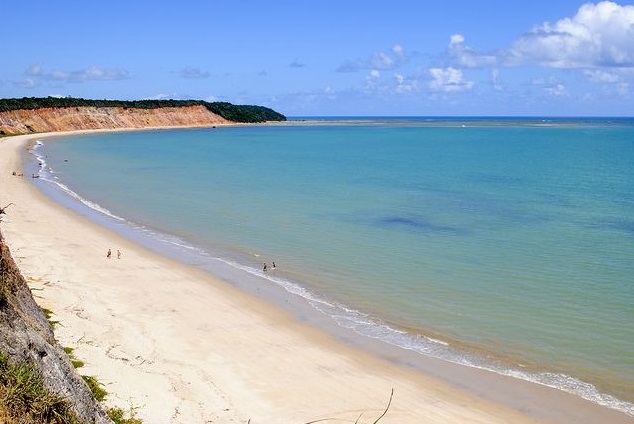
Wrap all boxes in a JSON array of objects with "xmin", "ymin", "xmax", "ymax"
[
  {"xmin": 0, "ymin": 232, "xmax": 111, "ymax": 423},
  {"xmin": 0, "ymin": 105, "xmax": 231, "ymax": 135}
]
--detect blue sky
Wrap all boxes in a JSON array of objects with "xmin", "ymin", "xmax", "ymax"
[{"xmin": 2, "ymin": 1, "xmax": 633, "ymax": 116}]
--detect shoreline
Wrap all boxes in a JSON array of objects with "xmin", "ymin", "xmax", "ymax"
[{"xmin": 1, "ymin": 129, "xmax": 631, "ymax": 423}]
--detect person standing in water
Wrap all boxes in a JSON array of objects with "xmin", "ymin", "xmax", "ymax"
[{"xmin": 263, "ymin": 263, "xmax": 268, "ymax": 272}]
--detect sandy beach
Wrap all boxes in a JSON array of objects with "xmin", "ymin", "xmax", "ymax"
[{"xmin": 1, "ymin": 131, "xmax": 631, "ymax": 424}]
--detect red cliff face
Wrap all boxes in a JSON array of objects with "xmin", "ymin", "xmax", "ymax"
[{"xmin": 0, "ymin": 105, "xmax": 231, "ymax": 135}]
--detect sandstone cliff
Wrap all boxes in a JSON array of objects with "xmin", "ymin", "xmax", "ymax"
[
  {"xmin": 0, "ymin": 105, "xmax": 231, "ymax": 135},
  {"xmin": 0, "ymin": 232, "xmax": 111, "ymax": 423}
]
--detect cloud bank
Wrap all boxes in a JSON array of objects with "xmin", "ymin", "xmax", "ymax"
[
  {"xmin": 510, "ymin": 1, "xmax": 634, "ymax": 68},
  {"xmin": 17, "ymin": 63, "xmax": 129, "ymax": 87}
]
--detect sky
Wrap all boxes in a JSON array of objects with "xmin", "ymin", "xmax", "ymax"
[{"xmin": 1, "ymin": 1, "xmax": 633, "ymax": 116}]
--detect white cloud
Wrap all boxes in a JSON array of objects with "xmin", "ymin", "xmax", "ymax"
[
  {"xmin": 450, "ymin": 34, "xmax": 465, "ymax": 45},
  {"xmin": 336, "ymin": 58, "xmax": 364, "ymax": 73},
  {"xmin": 337, "ymin": 44, "xmax": 406, "ymax": 72},
  {"xmin": 616, "ymin": 82, "xmax": 630, "ymax": 95},
  {"xmin": 25, "ymin": 64, "xmax": 130, "ymax": 83},
  {"xmin": 392, "ymin": 44, "xmax": 406, "ymax": 60},
  {"xmin": 584, "ymin": 69, "xmax": 620, "ymax": 82},
  {"xmin": 428, "ymin": 67, "xmax": 474, "ymax": 92},
  {"xmin": 324, "ymin": 86, "xmax": 336, "ymax": 99},
  {"xmin": 371, "ymin": 52, "xmax": 395, "ymax": 69},
  {"xmin": 510, "ymin": 1, "xmax": 634, "ymax": 68},
  {"xmin": 393, "ymin": 73, "xmax": 419, "ymax": 93},
  {"xmin": 365, "ymin": 70, "xmax": 381, "ymax": 90},
  {"xmin": 490, "ymin": 68, "xmax": 503, "ymax": 91},
  {"xmin": 150, "ymin": 93, "xmax": 201, "ymax": 101},
  {"xmin": 26, "ymin": 63, "xmax": 43, "ymax": 76},
  {"xmin": 180, "ymin": 66, "xmax": 210, "ymax": 79},
  {"xmin": 13, "ymin": 78, "xmax": 37, "ymax": 88},
  {"xmin": 531, "ymin": 76, "xmax": 561, "ymax": 86},
  {"xmin": 80, "ymin": 66, "xmax": 127, "ymax": 81},
  {"xmin": 50, "ymin": 70, "xmax": 70, "ymax": 81},
  {"xmin": 530, "ymin": 76, "xmax": 569, "ymax": 98},
  {"xmin": 447, "ymin": 34, "xmax": 497, "ymax": 68},
  {"xmin": 545, "ymin": 83, "xmax": 568, "ymax": 97}
]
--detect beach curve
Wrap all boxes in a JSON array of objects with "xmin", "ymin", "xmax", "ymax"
[{"xmin": 1, "ymin": 130, "xmax": 631, "ymax": 424}]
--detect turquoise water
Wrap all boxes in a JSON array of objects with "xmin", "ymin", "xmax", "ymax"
[{"xmin": 33, "ymin": 119, "xmax": 634, "ymax": 415}]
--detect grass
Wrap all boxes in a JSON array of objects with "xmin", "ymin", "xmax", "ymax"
[
  {"xmin": 0, "ymin": 351, "xmax": 142, "ymax": 423},
  {"xmin": 0, "ymin": 352, "xmax": 81, "ymax": 424},
  {"xmin": 80, "ymin": 373, "xmax": 142, "ymax": 423},
  {"xmin": 81, "ymin": 375, "xmax": 143, "ymax": 423},
  {"xmin": 42, "ymin": 307, "xmax": 59, "ymax": 330},
  {"xmin": 105, "ymin": 406, "xmax": 143, "ymax": 424},
  {"xmin": 42, "ymin": 308, "xmax": 54, "ymax": 320},
  {"xmin": 81, "ymin": 375, "xmax": 107, "ymax": 402},
  {"xmin": 63, "ymin": 347, "xmax": 85, "ymax": 370}
]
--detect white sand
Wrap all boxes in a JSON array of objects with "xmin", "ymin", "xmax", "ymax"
[{"xmin": 0, "ymin": 131, "xmax": 626, "ymax": 424}]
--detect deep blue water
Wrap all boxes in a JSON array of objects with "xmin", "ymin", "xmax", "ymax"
[{"xmin": 33, "ymin": 118, "xmax": 634, "ymax": 415}]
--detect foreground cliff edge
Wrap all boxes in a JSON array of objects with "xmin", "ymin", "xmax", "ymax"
[
  {"xmin": 0, "ymin": 232, "xmax": 112, "ymax": 423},
  {"xmin": 0, "ymin": 97, "xmax": 286, "ymax": 135}
]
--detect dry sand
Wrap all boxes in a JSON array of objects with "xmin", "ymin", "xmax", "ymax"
[{"xmin": 1, "ymin": 131, "xmax": 630, "ymax": 424}]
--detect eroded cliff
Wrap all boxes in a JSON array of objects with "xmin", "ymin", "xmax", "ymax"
[{"xmin": 0, "ymin": 105, "xmax": 231, "ymax": 135}]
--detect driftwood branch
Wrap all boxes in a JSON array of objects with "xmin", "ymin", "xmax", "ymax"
[
  {"xmin": 371, "ymin": 388, "xmax": 393, "ymax": 424},
  {"xmin": 303, "ymin": 388, "xmax": 394, "ymax": 424},
  {"xmin": 0, "ymin": 203, "xmax": 14, "ymax": 222},
  {"xmin": 0, "ymin": 203, "xmax": 14, "ymax": 214}
]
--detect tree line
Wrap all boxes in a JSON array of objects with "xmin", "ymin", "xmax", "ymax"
[{"xmin": 0, "ymin": 97, "xmax": 286, "ymax": 123}]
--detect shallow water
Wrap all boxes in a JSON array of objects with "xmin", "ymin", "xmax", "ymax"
[{"xmin": 34, "ymin": 118, "xmax": 634, "ymax": 415}]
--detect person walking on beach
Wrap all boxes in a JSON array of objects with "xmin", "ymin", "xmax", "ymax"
[
  {"xmin": 106, "ymin": 248, "xmax": 112, "ymax": 259},
  {"xmin": 117, "ymin": 249, "xmax": 121, "ymax": 259}
]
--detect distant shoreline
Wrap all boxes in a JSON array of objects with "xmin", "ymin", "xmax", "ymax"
[{"xmin": 279, "ymin": 115, "xmax": 634, "ymax": 127}]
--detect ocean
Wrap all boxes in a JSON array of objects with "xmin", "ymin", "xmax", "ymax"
[{"xmin": 30, "ymin": 117, "xmax": 634, "ymax": 416}]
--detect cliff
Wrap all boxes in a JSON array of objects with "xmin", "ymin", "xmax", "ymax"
[
  {"xmin": 0, "ymin": 232, "xmax": 111, "ymax": 423},
  {"xmin": 0, "ymin": 105, "xmax": 231, "ymax": 135}
]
